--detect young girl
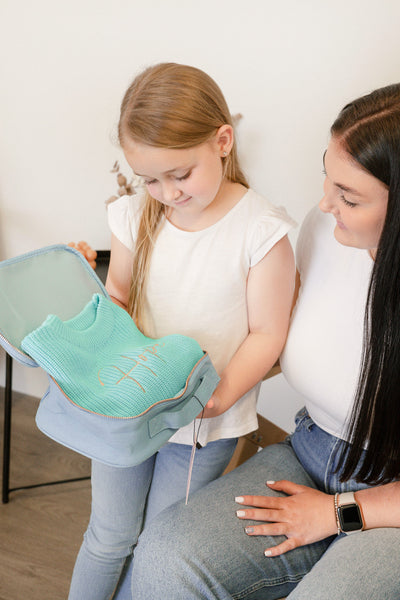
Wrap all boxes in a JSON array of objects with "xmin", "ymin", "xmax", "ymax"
[
  {"xmin": 129, "ymin": 82, "xmax": 400, "ymax": 600},
  {"xmin": 68, "ymin": 62, "xmax": 296, "ymax": 600}
]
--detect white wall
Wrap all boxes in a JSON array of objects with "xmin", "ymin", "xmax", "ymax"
[{"xmin": 1, "ymin": 0, "xmax": 400, "ymax": 432}]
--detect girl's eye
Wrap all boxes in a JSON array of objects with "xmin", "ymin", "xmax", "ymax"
[
  {"xmin": 176, "ymin": 171, "xmax": 191, "ymax": 181},
  {"xmin": 144, "ymin": 179, "xmax": 157, "ymax": 186},
  {"xmin": 341, "ymin": 194, "xmax": 357, "ymax": 208}
]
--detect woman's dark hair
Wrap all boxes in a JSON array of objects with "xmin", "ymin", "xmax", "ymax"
[{"xmin": 331, "ymin": 83, "xmax": 400, "ymax": 484}]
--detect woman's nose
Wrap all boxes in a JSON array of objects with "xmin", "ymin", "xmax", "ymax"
[
  {"xmin": 319, "ymin": 179, "xmax": 334, "ymax": 213},
  {"xmin": 319, "ymin": 194, "xmax": 331, "ymax": 213}
]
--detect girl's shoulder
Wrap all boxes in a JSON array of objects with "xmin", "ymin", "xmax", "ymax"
[
  {"xmin": 243, "ymin": 189, "xmax": 297, "ymax": 267},
  {"xmin": 106, "ymin": 192, "xmax": 147, "ymax": 251},
  {"xmin": 244, "ymin": 189, "xmax": 295, "ymax": 223},
  {"xmin": 107, "ymin": 190, "xmax": 146, "ymax": 223}
]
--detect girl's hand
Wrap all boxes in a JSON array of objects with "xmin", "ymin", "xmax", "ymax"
[
  {"xmin": 68, "ymin": 241, "xmax": 97, "ymax": 269},
  {"xmin": 235, "ymin": 480, "xmax": 338, "ymax": 556},
  {"xmin": 197, "ymin": 395, "xmax": 215, "ymax": 419},
  {"xmin": 199, "ymin": 393, "xmax": 228, "ymax": 419}
]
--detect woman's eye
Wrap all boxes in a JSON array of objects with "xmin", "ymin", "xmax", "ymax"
[
  {"xmin": 144, "ymin": 179, "xmax": 157, "ymax": 186},
  {"xmin": 341, "ymin": 194, "xmax": 357, "ymax": 208}
]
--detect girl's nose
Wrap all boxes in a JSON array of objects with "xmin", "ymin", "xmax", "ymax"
[{"xmin": 162, "ymin": 181, "xmax": 181, "ymax": 203}]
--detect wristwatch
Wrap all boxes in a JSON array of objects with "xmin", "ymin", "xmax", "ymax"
[{"xmin": 336, "ymin": 491, "xmax": 364, "ymax": 534}]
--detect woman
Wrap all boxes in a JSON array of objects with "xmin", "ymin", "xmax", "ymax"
[{"xmin": 129, "ymin": 83, "xmax": 400, "ymax": 599}]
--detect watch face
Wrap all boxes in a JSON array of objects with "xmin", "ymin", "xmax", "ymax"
[{"xmin": 338, "ymin": 504, "xmax": 363, "ymax": 532}]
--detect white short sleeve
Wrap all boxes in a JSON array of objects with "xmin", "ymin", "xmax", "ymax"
[
  {"xmin": 249, "ymin": 203, "xmax": 297, "ymax": 267},
  {"xmin": 107, "ymin": 194, "xmax": 145, "ymax": 252}
]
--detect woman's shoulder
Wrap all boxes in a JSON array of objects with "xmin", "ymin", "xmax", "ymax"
[
  {"xmin": 299, "ymin": 205, "xmax": 332, "ymax": 234},
  {"xmin": 296, "ymin": 206, "xmax": 336, "ymax": 266}
]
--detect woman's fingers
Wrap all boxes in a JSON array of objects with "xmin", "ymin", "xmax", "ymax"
[{"xmin": 235, "ymin": 481, "xmax": 337, "ymax": 556}]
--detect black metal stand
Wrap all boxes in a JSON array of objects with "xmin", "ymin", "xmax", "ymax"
[
  {"xmin": 2, "ymin": 353, "xmax": 90, "ymax": 504},
  {"xmin": 2, "ymin": 353, "xmax": 12, "ymax": 503}
]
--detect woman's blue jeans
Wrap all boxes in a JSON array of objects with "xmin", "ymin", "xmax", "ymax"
[
  {"xmin": 68, "ymin": 437, "xmax": 237, "ymax": 600},
  {"xmin": 131, "ymin": 408, "xmax": 400, "ymax": 599}
]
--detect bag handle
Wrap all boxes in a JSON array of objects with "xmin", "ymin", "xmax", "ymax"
[{"xmin": 148, "ymin": 369, "xmax": 217, "ymax": 438}]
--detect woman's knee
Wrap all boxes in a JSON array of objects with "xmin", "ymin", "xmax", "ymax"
[{"xmin": 288, "ymin": 528, "xmax": 400, "ymax": 600}]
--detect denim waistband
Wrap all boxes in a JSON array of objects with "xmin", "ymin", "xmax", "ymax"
[{"xmin": 290, "ymin": 407, "xmax": 370, "ymax": 494}]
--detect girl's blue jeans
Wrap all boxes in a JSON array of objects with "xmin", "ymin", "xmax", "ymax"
[
  {"xmin": 68, "ymin": 437, "xmax": 237, "ymax": 600},
  {"xmin": 131, "ymin": 408, "xmax": 400, "ymax": 599}
]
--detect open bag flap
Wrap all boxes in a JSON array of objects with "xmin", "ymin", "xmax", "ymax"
[{"xmin": 0, "ymin": 244, "xmax": 109, "ymax": 365}]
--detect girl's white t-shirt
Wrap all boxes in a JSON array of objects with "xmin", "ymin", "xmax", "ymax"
[
  {"xmin": 108, "ymin": 189, "xmax": 296, "ymax": 446},
  {"xmin": 280, "ymin": 207, "xmax": 373, "ymax": 440}
]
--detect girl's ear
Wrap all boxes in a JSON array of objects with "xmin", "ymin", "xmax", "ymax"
[{"xmin": 215, "ymin": 124, "xmax": 234, "ymax": 157}]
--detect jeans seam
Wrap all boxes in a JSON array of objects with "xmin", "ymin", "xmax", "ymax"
[
  {"xmin": 231, "ymin": 571, "xmax": 308, "ymax": 599},
  {"xmin": 323, "ymin": 436, "xmax": 342, "ymax": 493}
]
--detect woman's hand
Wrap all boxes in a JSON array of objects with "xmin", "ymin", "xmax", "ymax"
[{"xmin": 235, "ymin": 480, "xmax": 338, "ymax": 556}]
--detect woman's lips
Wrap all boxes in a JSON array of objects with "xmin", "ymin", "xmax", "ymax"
[{"xmin": 335, "ymin": 218, "xmax": 346, "ymax": 230}]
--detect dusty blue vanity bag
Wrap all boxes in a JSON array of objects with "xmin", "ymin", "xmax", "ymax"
[{"xmin": 0, "ymin": 245, "xmax": 219, "ymax": 467}]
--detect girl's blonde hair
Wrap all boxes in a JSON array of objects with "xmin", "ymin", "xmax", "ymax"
[{"xmin": 118, "ymin": 62, "xmax": 248, "ymax": 329}]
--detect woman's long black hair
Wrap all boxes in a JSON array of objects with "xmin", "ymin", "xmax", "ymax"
[{"xmin": 332, "ymin": 83, "xmax": 400, "ymax": 484}]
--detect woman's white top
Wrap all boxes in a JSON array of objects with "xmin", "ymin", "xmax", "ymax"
[
  {"xmin": 108, "ymin": 189, "xmax": 295, "ymax": 446},
  {"xmin": 280, "ymin": 207, "xmax": 373, "ymax": 441}
]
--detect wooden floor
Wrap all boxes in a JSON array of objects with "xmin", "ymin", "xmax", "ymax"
[{"xmin": 0, "ymin": 389, "xmax": 92, "ymax": 600}]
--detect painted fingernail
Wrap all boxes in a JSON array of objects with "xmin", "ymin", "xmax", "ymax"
[
  {"xmin": 264, "ymin": 550, "xmax": 272, "ymax": 556},
  {"xmin": 245, "ymin": 527, "xmax": 254, "ymax": 534},
  {"xmin": 266, "ymin": 480, "xmax": 275, "ymax": 485},
  {"xmin": 235, "ymin": 496, "xmax": 244, "ymax": 503},
  {"xmin": 236, "ymin": 510, "xmax": 246, "ymax": 517}
]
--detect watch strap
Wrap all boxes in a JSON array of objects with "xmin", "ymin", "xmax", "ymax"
[
  {"xmin": 333, "ymin": 493, "xmax": 341, "ymax": 535},
  {"xmin": 337, "ymin": 491, "xmax": 356, "ymax": 507}
]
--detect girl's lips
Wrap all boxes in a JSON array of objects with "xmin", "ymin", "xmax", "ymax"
[{"xmin": 175, "ymin": 196, "xmax": 191, "ymax": 206}]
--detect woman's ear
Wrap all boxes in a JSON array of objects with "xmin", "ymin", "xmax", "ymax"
[{"xmin": 215, "ymin": 124, "xmax": 234, "ymax": 157}]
